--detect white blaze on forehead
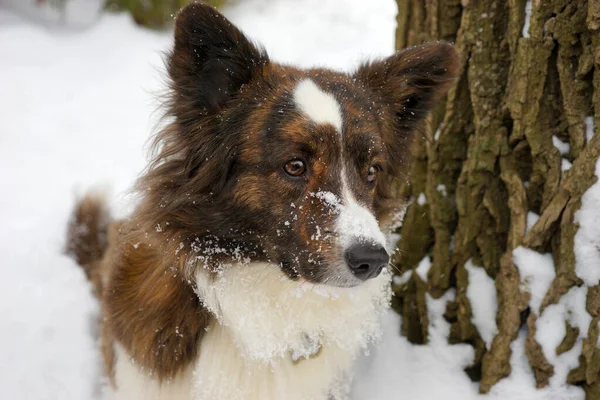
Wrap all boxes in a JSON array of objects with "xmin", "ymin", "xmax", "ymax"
[
  {"xmin": 293, "ymin": 79, "xmax": 343, "ymax": 132},
  {"xmin": 293, "ymin": 79, "xmax": 384, "ymax": 250}
]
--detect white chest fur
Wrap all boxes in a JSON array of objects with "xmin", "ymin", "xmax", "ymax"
[
  {"xmin": 107, "ymin": 263, "xmax": 391, "ymax": 400},
  {"xmin": 107, "ymin": 343, "xmax": 195, "ymax": 400}
]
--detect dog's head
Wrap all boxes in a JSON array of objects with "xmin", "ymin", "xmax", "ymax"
[{"xmin": 141, "ymin": 3, "xmax": 459, "ymax": 287}]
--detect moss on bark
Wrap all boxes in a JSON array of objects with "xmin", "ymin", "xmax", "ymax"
[{"xmin": 393, "ymin": 0, "xmax": 600, "ymax": 395}]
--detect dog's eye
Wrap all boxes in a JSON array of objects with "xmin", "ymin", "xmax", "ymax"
[
  {"xmin": 284, "ymin": 159, "xmax": 307, "ymax": 177},
  {"xmin": 367, "ymin": 165, "xmax": 380, "ymax": 184}
]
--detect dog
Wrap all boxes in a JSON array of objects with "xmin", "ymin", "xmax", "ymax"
[{"xmin": 66, "ymin": 3, "xmax": 458, "ymax": 399}]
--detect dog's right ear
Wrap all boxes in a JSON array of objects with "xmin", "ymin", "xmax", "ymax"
[{"xmin": 168, "ymin": 3, "xmax": 269, "ymax": 114}]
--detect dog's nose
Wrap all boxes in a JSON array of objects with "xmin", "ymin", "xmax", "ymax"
[{"xmin": 344, "ymin": 243, "xmax": 389, "ymax": 281}]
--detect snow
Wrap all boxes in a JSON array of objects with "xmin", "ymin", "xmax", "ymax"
[
  {"xmin": 513, "ymin": 246, "xmax": 556, "ymax": 315},
  {"xmin": 416, "ymin": 192, "xmax": 427, "ymax": 206},
  {"xmin": 510, "ymin": 248, "xmax": 585, "ymax": 397},
  {"xmin": 312, "ymin": 190, "xmax": 342, "ymax": 208},
  {"xmin": 552, "ymin": 136, "xmax": 570, "ymax": 155},
  {"xmin": 392, "ymin": 270, "xmax": 412, "ymax": 286},
  {"xmin": 310, "ymin": 189, "xmax": 387, "ymax": 251},
  {"xmin": 226, "ymin": 0, "xmax": 396, "ymax": 71},
  {"xmin": 574, "ymin": 158, "xmax": 600, "ymax": 286},
  {"xmin": 0, "ymin": 7, "xmax": 169, "ymax": 400},
  {"xmin": 585, "ymin": 116, "xmax": 595, "ymax": 143},
  {"xmin": 415, "ymin": 256, "xmax": 431, "ymax": 282},
  {"xmin": 0, "ymin": 0, "xmax": 590, "ymax": 399},
  {"xmin": 536, "ymin": 287, "xmax": 591, "ymax": 388},
  {"xmin": 436, "ymin": 184, "xmax": 447, "ymax": 197},
  {"xmin": 387, "ymin": 203, "xmax": 408, "ymax": 232},
  {"xmin": 522, "ymin": 0, "xmax": 532, "ymax": 38},
  {"xmin": 465, "ymin": 260, "xmax": 498, "ymax": 349},
  {"xmin": 487, "ymin": 329, "xmax": 583, "ymax": 400},
  {"xmin": 353, "ymin": 291, "xmax": 477, "ymax": 400}
]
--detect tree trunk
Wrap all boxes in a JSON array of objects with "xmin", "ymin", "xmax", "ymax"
[{"xmin": 392, "ymin": 0, "xmax": 600, "ymax": 396}]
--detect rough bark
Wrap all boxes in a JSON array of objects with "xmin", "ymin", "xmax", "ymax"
[{"xmin": 393, "ymin": 0, "xmax": 600, "ymax": 395}]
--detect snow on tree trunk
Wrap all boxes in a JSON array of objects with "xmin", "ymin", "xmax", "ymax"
[{"xmin": 392, "ymin": 0, "xmax": 600, "ymax": 397}]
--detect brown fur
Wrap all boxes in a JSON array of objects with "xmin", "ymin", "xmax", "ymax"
[
  {"xmin": 66, "ymin": 1, "xmax": 459, "ymax": 386},
  {"xmin": 66, "ymin": 194, "xmax": 109, "ymax": 295},
  {"xmin": 68, "ymin": 203, "xmax": 212, "ymax": 381},
  {"xmin": 104, "ymin": 228, "xmax": 211, "ymax": 380}
]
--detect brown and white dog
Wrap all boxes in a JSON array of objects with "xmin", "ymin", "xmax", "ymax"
[{"xmin": 67, "ymin": 3, "xmax": 458, "ymax": 399}]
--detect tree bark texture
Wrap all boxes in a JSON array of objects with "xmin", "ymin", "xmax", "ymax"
[{"xmin": 392, "ymin": 0, "xmax": 600, "ymax": 396}]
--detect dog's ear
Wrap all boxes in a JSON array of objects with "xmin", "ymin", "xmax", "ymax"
[
  {"xmin": 356, "ymin": 43, "xmax": 459, "ymax": 226},
  {"xmin": 355, "ymin": 41, "xmax": 459, "ymax": 138},
  {"xmin": 168, "ymin": 3, "xmax": 269, "ymax": 114}
]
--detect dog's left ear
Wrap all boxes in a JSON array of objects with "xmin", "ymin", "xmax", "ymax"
[
  {"xmin": 356, "ymin": 43, "xmax": 459, "ymax": 225},
  {"xmin": 355, "ymin": 42, "xmax": 460, "ymax": 136},
  {"xmin": 169, "ymin": 3, "xmax": 269, "ymax": 114}
]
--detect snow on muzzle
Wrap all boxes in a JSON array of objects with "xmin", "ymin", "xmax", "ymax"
[{"xmin": 313, "ymin": 190, "xmax": 389, "ymax": 281}]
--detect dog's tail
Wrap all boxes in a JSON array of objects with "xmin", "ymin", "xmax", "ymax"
[{"xmin": 66, "ymin": 193, "xmax": 110, "ymax": 294}]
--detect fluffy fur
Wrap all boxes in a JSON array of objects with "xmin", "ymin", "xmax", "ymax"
[
  {"xmin": 108, "ymin": 266, "xmax": 390, "ymax": 400},
  {"xmin": 66, "ymin": 2, "xmax": 459, "ymax": 399}
]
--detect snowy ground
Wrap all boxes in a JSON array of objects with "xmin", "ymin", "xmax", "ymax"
[{"xmin": 0, "ymin": 0, "xmax": 588, "ymax": 399}]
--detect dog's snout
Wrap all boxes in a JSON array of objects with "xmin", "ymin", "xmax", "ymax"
[{"xmin": 344, "ymin": 243, "xmax": 389, "ymax": 281}]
